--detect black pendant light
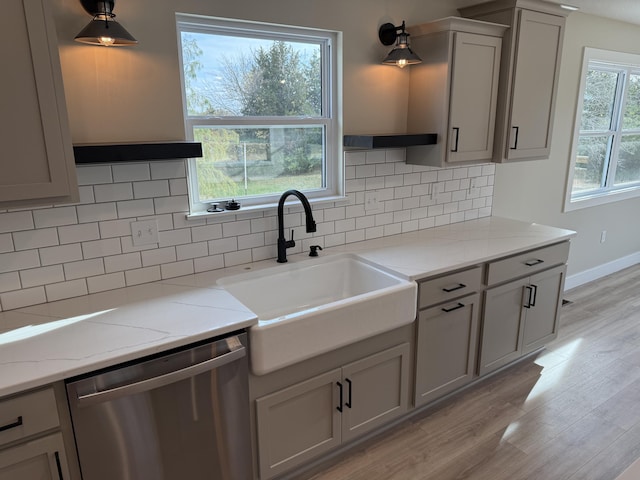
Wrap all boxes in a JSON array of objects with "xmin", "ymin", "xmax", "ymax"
[{"xmin": 75, "ymin": 0, "xmax": 137, "ymax": 46}]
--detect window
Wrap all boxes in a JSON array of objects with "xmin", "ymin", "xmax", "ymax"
[
  {"xmin": 566, "ymin": 48, "xmax": 640, "ymax": 211},
  {"xmin": 176, "ymin": 15, "xmax": 342, "ymax": 215}
]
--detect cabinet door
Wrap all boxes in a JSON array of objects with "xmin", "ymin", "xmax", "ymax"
[
  {"xmin": 0, "ymin": 433, "xmax": 70, "ymax": 480},
  {"xmin": 522, "ymin": 265, "xmax": 566, "ymax": 353},
  {"xmin": 448, "ymin": 32, "xmax": 502, "ymax": 163},
  {"xmin": 255, "ymin": 369, "xmax": 341, "ymax": 480},
  {"xmin": 507, "ymin": 10, "xmax": 565, "ymax": 160},
  {"xmin": 479, "ymin": 277, "xmax": 528, "ymax": 376},
  {"xmin": 341, "ymin": 343, "xmax": 410, "ymax": 443},
  {"xmin": 0, "ymin": 0, "xmax": 78, "ymax": 207},
  {"xmin": 415, "ymin": 294, "xmax": 480, "ymax": 406}
]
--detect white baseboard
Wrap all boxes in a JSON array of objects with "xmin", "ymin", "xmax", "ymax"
[{"xmin": 565, "ymin": 251, "xmax": 640, "ymax": 291}]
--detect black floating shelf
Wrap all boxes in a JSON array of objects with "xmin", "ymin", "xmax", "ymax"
[
  {"xmin": 73, "ymin": 142, "xmax": 203, "ymax": 164},
  {"xmin": 344, "ymin": 133, "xmax": 437, "ymax": 149}
]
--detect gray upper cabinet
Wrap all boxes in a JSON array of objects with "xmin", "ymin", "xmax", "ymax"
[
  {"xmin": 0, "ymin": 0, "xmax": 78, "ymax": 208},
  {"xmin": 407, "ymin": 17, "xmax": 506, "ymax": 167},
  {"xmin": 460, "ymin": 0, "xmax": 568, "ymax": 162}
]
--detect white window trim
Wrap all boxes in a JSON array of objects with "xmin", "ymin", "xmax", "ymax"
[
  {"xmin": 564, "ymin": 47, "xmax": 640, "ymax": 212},
  {"xmin": 176, "ymin": 14, "xmax": 344, "ymax": 216}
]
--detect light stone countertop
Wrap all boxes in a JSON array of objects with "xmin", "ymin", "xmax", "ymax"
[{"xmin": 0, "ymin": 216, "xmax": 576, "ymax": 398}]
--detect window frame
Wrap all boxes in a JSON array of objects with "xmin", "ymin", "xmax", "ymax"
[
  {"xmin": 176, "ymin": 14, "xmax": 344, "ymax": 216},
  {"xmin": 565, "ymin": 47, "xmax": 640, "ymax": 212}
]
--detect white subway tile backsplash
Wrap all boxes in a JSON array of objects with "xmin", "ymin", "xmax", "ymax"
[
  {"xmin": 45, "ymin": 279, "xmax": 88, "ymax": 302},
  {"xmin": 345, "ymin": 151, "xmax": 366, "ymax": 166},
  {"xmin": 40, "ymin": 244, "xmax": 82, "ymax": 266},
  {"xmin": 468, "ymin": 166, "xmax": 482, "ymax": 177},
  {"xmin": 0, "ymin": 211, "xmax": 34, "ymax": 233},
  {"xmin": 150, "ymin": 160, "xmax": 186, "ymax": 179},
  {"xmin": 134, "ymin": 180, "xmax": 170, "ymax": 199},
  {"xmin": 0, "ymin": 150, "xmax": 495, "ymax": 312},
  {"xmin": 0, "ymin": 250, "xmax": 40, "ymax": 273},
  {"xmin": 158, "ymin": 228, "xmax": 191, "ymax": 247},
  {"xmin": 94, "ymin": 183, "xmax": 134, "ymax": 203},
  {"xmin": 237, "ymin": 233, "xmax": 264, "ymax": 250},
  {"xmin": 1, "ymin": 287, "xmax": 46, "ymax": 311},
  {"xmin": 104, "ymin": 252, "xmax": 142, "ymax": 273},
  {"xmin": 154, "ymin": 195, "xmax": 189, "ymax": 214},
  {"xmin": 161, "ymin": 260, "xmax": 194, "ymax": 279},
  {"xmin": 77, "ymin": 203, "xmax": 118, "ymax": 223},
  {"xmin": 64, "ymin": 258, "xmax": 105, "ymax": 280},
  {"xmin": 87, "ymin": 272, "xmax": 126, "ymax": 293},
  {"xmin": 192, "ymin": 224, "xmax": 223, "ymax": 242},
  {"xmin": 82, "ymin": 238, "xmax": 122, "ymax": 260},
  {"xmin": 120, "ymin": 236, "xmax": 157, "ymax": 253},
  {"xmin": 125, "ymin": 266, "xmax": 161, "ymax": 286},
  {"xmin": 20, "ymin": 265, "xmax": 64, "ymax": 288},
  {"xmin": 222, "ymin": 220, "xmax": 251, "ymax": 238},
  {"xmin": 194, "ymin": 254, "xmax": 224, "ymax": 273},
  {"xmin": 0, "ymin": 272, "xmax": 20, "ymax": 293},
  {"xmin": 365, "ymin": 151, "xmax": 386, "ymax": 164},
  {"xmin": 176, "ymin": 242, "xmax": 208, "ymax": 261},
  {"xmin": 224, "ymin": 249, "xmax": 252, "ymax": 267},
  {"xmin": 99, "ymin": 219, "xmax": 134, "ymax": 238},
  {"xmin": 59, "ymin": 223, "xmax": 100, "ymax": 244},
  {"xmin": 209, "ymin": 237, "xmax": 238, "ymax": 255},
  {"xmin": 0, "ymin": 234, "xmax": 13, "ymax": 254},
  {"xmin": 78, "ymin": 186, "xmax": 95, "ymax": 204},
  {"xmin": 116, "ymin": 199, "xmax": 155, "ymax": 218},
  {"xmin": 453, "ymin": 168, "xmax": 468, "ymax": 180},
  {"xmin": 324, "ymin": 207, "xmax": 345, "ymax": 222},
  {"xmin": 345, "ymin": 229, "xmax": 365, "ymax": 244},
  {"xmin": 112, "ymin": 163, "xmax": 151, "ymax": 183},
  {"xmin": 33, "ymin": 207, "xmax": 77, "ymax": 228},
  {"xmin": 77, "ymin": 165, "xmax": 113, "ymax": 185},
  {"xmin": 141, "ymin": 247, "xmax": 176, "ymax": 267},
  {"xmin": 169, "ymin": 178, "xmax": 188, "ymax": 196}
]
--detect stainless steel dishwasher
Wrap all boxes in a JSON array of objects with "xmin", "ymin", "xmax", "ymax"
[{"xmin": 66, "ymin": 331, "xmax": 252, "ymax": 480}]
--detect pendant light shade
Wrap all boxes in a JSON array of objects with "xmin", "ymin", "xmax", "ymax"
[
  {"xmin": 378, "ymin": 21, "xmax": 422, "ymax": 68},
  {"xmin": 75, "ymin": 0, "xmax": 137, "ymax": 46}
]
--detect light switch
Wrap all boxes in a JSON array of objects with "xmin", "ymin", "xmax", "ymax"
[{"xmin": 131, "ymin": 219, "xmax": 159, "ymax": 246}]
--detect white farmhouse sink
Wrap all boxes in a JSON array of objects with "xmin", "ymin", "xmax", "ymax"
[{"xmin": 218, "ymin": 254, "xmax": 417, "ymax": 375}]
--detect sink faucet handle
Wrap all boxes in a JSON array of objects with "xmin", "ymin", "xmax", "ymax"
[
  {"xmin": 285, "ymin": 229, "xmax": 295, "ymax": 248},
  {"xmin": 309, "ymin": 245, "xmax": 323, "ymax": 257}
]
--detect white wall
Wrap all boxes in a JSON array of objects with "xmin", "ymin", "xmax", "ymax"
[
  {"xmin": 492, "ymin": 12, "xmax": 640, "ymax": 279},
  {"xmin": 51, "ymin": 0, "xmax": 461, "ymax": 143}
]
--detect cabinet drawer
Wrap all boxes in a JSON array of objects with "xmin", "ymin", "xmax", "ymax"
[
  {"xmin": 418, "ymin": 266, "xmax": 482, "ymax": 309},
  {"xmin": 486, "ymin": 241, "xmax": 570, "ymax": 286},
  {"xmin": 0, "ymin": 388, "xmax": 59, "ymax": 447}
]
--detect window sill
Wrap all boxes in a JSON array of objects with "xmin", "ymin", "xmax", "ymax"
[
  {"xmin": 185, "ymin": 195, "xmax": 349, "ymax": 221},
  {"xmin": 564, "ymin": 186, "xmax": 640, "ymax": 212}
]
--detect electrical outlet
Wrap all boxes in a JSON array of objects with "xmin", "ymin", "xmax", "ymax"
[
  {"xmin": 364, "ymin": 191, "xmax": 380, "ymax": 211},
  {"xmin": 131, "ymin": 219, "xmax": 159, "ymax": 246},
  {"xmin": 600, "ymin": 230, "xmax": 607, "ymax": 243}
]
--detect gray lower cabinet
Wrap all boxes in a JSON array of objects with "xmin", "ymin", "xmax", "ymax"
[
  {"xmin": 479, "ymin": 264, "xmax": 566, "ymax": 375},
  {"xmin": 415, "ymin": 293, "xmax": 480, "ymax": 406},
  {"xmin": 255, "ymin": 343, "xmax": 410, "ymax": 479},
  {"xmin": 0, "ymin": 433, "xmax": 70, "ymax": 480},
  {"xmin": 0, "ymin": 386, "xmax": 77, "ymax": 480}
]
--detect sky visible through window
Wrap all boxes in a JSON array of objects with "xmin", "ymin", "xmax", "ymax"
[{"xmin": 182, "ymin": 31, "xmax": 320, "ymax": 117}]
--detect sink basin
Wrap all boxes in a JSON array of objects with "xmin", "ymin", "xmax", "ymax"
[{"xmin": 218, "ymin": 254, "xmax": 417, "ymax": 375}]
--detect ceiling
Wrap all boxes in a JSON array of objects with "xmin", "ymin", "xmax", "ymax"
[{"xmin": 455, "ymin": 0, "xmax": 640, "ymax": 26}]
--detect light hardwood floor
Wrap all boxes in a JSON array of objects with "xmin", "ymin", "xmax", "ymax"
[{"xmin": 306, "ymin": 264, "xmax": 640, "ymax": 480}]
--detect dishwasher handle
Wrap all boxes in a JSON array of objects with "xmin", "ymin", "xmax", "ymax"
[{"xmin": 73, "ymin": 340, "xmax": 246, "ymax": 408}]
